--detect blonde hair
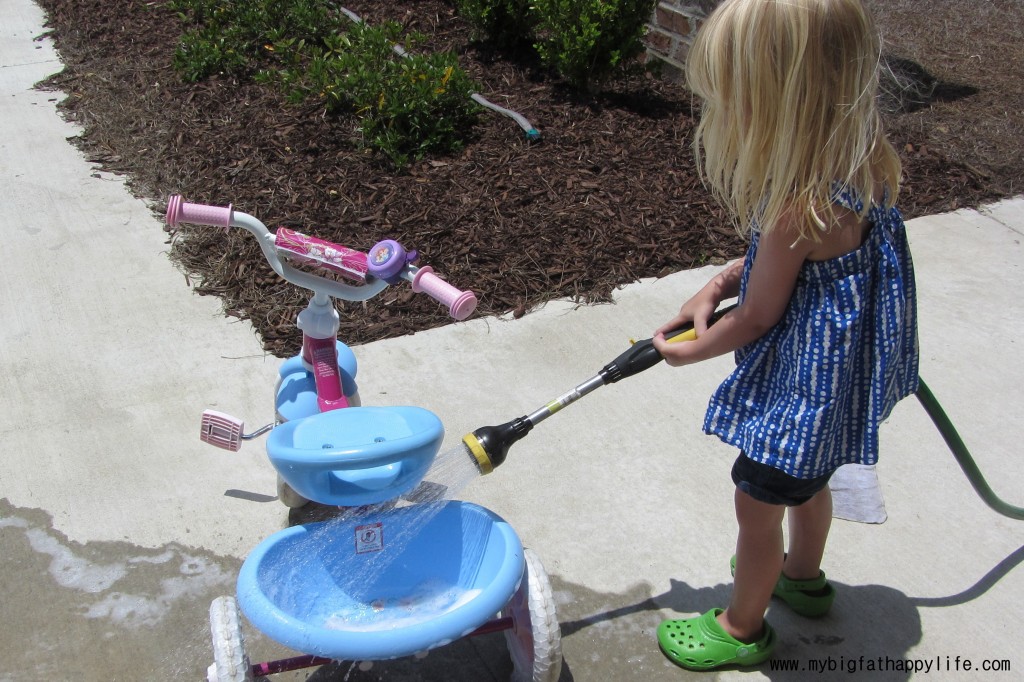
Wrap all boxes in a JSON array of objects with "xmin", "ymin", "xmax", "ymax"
[{"xmin": 686, "ymin": 0, "xmax": 902, "ymax": 239}]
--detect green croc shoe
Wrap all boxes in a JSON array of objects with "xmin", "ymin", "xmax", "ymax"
[
  {"xmin": 658, "ymin": 609, "xmax": 776, "ymax": 671},
  {"xmin": 730, "ymin": 555, "xmax": 836, "ymax": 617}
]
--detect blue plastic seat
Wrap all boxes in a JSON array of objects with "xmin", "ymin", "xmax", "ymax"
[
  {"xmin": 236, "ymin": 501, "xmax": 525, "ymax": 660},
  {"xmin": 267, "ymin": 405, "xmax": 443, "ymax": 507}
]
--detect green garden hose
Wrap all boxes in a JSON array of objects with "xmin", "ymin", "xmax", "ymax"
[{"xmin": 916, "ymin": 378, "xmax": 1024, "ymax": 520}]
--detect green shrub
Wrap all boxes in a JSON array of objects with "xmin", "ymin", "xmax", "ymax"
[
  {"xmin": 454, "ymin": 0, "xmax": 537, "ymax": 50},
  {"xmin": 288, "ymin": 22, "xmax": 481, "ymax": 167},
  {"xmin": 532, "ymin": 0, "xmax": 657, "ymax": 91},
  {"xmin": 171, "ymin": 3, "xmax": 481, "ymax": 167},
  {"xmin": 170, "ymin": 0, "xmax": 346, "ymax": 81}
]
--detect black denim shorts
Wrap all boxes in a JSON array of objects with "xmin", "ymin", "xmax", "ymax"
[{"xmin": 731, "ymin": 454, "xmax": 833, "ymax": 507}]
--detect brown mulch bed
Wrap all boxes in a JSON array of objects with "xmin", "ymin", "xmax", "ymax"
[{"xmin": 35, "ymin": 0, "xmax": 1023, "ymax": 357}]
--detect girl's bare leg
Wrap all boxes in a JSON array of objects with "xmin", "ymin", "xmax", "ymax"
[
  {"xmin": 717, "ymin": 488, "xmax": 785, "ymax": 642},
  {"xmin": 784, "ymin": 486, "xmax": 832, "ymax": 580}
]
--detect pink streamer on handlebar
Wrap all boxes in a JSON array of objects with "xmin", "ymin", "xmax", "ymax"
[{"xmin": 275, "ymin": 228, "xmax": 368, "ymax": 283}]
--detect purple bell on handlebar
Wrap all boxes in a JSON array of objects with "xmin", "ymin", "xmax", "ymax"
[{"xmin": 366, "ymin": 239, "xmax": 417, "ymax": 284}]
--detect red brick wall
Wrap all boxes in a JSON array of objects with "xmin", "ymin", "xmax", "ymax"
[{"xmin": 646, "ymin": 1, "xmax": 717, "ymax": 80}]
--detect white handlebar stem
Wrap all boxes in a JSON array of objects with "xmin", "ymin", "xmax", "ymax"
[
  {"xmin": 167, "ymin": 196, "xmax": 388, "ymax": 302},
  {"xmin": 231, "ymin": 212, "xmax": 389, "ymax": 302}
]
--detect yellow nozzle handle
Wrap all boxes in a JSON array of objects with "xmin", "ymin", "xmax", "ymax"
[
  {"xmin": 665, "ymin": 327, "xmax": 698, "ymax": 343},
  {"xmin": 629, "ymin": 324, "xmax": 698, "ymax": 346},
  {"xmin": 633, "ymin": 303, "xmax": 738, "ymax": 345}
]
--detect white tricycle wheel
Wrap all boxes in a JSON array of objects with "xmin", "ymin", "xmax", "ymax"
[
  {"xmin": 503, "ymin": 548, "xmax": 562, "ymax": 682},
  {"xmin": 276, "ymin": 473, "xmax": 310, "ymax": 508},
  {"xmin": 208, "ymin": 596, "xmax": 253, "ymax": 682}
]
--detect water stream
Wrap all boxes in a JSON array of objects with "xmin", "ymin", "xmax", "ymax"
[{"xmin": 272, "ymin": 441, "xmax": 490, "ymax": 631}]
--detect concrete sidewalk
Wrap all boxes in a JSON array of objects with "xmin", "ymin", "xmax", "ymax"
[{"xmin": 2, "ymin": 0, "xmax": 1023, "ymax": 679}]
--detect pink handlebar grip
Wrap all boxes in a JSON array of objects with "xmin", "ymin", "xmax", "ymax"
[
  {"xmin": 166, "ymin": 195, "xmax": 232, "ymax": 229},
  {"xmin": 411, "ymin": 266, "xmax": 478, "ymax": 320}
]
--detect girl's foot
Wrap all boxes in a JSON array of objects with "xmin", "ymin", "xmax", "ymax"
[{"xmin": 658, "ymin": 609, "xmax": 776, "ymax": 671}]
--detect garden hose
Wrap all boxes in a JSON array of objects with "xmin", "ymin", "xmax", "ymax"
[
  {"xmin": 470, "ymin": 93, "xmax": 542, "ymax": 141},
  {"xmin": 915, "ymin": 379, "xmax": 1024, "ymax": 520}
]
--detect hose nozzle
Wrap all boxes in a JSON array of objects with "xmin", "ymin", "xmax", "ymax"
[
  {"xmin": 462, "ymin": 417, "xmax": 533, "ymax": 474},
  {"xmin": 460, "ymin": 304, "xmax": 737, "ymax": 477}
]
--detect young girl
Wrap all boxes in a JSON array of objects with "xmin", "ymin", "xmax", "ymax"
[{"xmin": 651, "ymin": 0, "xmax": 919, "ymax": 671}]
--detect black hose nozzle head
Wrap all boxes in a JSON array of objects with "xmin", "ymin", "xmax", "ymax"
[{"xmin": 462, "ymin": 417, "xmax": 533, "ymax": 474}]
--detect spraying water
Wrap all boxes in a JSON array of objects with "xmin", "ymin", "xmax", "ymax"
[
  {"xmin": 280, "ymin": 438, "xmax": 487, "ymax": 631},
  {"xmin": 410, "ymin": 440, "xmax": 485, "ymax": 502}
]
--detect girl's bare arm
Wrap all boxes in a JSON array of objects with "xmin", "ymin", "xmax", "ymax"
[{"xmin": 653, "ymin": 215, "xmax": 815, "ymax": 366}]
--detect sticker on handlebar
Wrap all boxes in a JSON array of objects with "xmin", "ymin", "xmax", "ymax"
[{"xmin": 275, "ymin": 228, "xmax": 368, "ymax": 281}]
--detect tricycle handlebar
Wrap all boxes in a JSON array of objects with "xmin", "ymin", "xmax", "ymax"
[
  {"xmin": 167, "ymin": 195, "xmax": 386, "ymax": 302},
  {"xmin": 166, "ymin": 196, "xmax": 477, "ymax": 319}
]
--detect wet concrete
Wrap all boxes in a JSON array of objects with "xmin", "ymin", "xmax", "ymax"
[{"xmin": 0, "ymin": 499, "xmax": 238, "ymax": 680}]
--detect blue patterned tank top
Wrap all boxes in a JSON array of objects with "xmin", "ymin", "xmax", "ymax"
[{"xmin": 703, "ymin": 189, "xmax": 919, "ymax": 479}]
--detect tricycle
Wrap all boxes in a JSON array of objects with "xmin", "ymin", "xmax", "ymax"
[{"xmin": 167, "ymin": 197, "xmax": 562, "ymax": 682}]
